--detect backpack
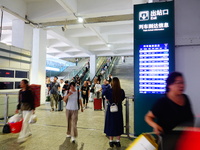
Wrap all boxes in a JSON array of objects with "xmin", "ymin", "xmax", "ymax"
[
  {"xmin": 2, "ymin": 124, "xmax": 11, "ymax": 134},
  {"xmin": 30, "ymin": 84, "xmax": 41, "ymax": 108}
]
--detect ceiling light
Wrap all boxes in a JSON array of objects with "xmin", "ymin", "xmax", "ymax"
[
  {"xmin": 77, "ymin": 17, "xmax": 84, "ymax": 23},
  {"xmin": 107, "ymin": 44, "xmax": 111, "ymax": 47}
]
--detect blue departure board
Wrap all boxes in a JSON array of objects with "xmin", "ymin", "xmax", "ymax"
[{"xmin": 139, "ymin": 43, "xmax": 169, "ymax": 94}]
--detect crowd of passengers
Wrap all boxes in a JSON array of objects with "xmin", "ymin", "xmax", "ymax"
[
  {"xmin": 14, "ymin": 67, "xmax": 195, "ymax": 149},
  {"xmin": 44, "ymin": 73, "xmax": 125, "ymax": 147}
]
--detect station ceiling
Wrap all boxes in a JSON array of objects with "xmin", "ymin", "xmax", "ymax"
[{"xmin": 1, "ymin": 0, "xmax": 147, "ymax": 60}]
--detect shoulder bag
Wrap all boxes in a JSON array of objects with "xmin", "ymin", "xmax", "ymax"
[{"xmin": 110, "ymin": 103, "xmax": 118, "ymax": 113}]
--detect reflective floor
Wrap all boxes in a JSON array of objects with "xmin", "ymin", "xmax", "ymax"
[
  {"xmin": 0, "ymin": 57, "xmax": 134, "ymax": 150},
  {"xmin": 0, "ymin": 102, "xmax": 133, "ymax": 150}
]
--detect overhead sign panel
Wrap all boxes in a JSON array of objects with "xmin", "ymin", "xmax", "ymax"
[{"xmin": 134, "ymin": 1, "xmax": 174, "ymax": 39}]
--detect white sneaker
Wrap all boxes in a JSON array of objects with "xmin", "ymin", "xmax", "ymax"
[
  {"xmin": 66, "ymin": 134, "xmax": 71, "ymax": 138},
  {"xmin": 70, "ymin": 137, "xmax": 76, "ymax": 143},
  {"xmin": 17, "ymin": 137, "xmax": 27, "ymax": 143}
]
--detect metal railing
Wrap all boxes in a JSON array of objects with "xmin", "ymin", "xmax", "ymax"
[
  {"xmin": 91, "ymin": 56, "xmax": 120, "ymax": 83},
  {"xmin": 123, "ymin": 96, "xmax": 134, "ymax": 138},
  {"xmin": 81, "ymin": 57, "xmax": 107, "ymax": 85},
  {"xmin": 0, "ymin": 92, "xmax": 18, "ymax": 125},
  {"xmin": 103, "ymin": 56, "xmax": 120, "ymax": 80},
  {"xmin": 104, "ymin": 95, "xmax": 134, "ymax": 139}
]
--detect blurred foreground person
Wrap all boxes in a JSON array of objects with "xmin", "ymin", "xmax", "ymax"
[
  {"xmin": 145, "ymin": 72, "xmax": 194, "ymax": 150},
  {"xmin": 16, "ymin": 79, "xmax": 35, "ymax": 143}
]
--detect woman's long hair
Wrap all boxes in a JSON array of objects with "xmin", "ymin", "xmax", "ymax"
[{"xmin": 111, "ymin": 77, "xmax": 122, "ymax": 103}]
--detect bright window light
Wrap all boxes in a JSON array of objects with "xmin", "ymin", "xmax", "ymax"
[{"xmin": 46, "ymin": 67, "xmax": 60, "ymax": 72}]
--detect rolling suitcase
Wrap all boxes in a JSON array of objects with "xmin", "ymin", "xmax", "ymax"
[
  {"xmin": 58, "ymin": 100, "xmax": 63, "ymax": 111},
  {"xmin": 93, "ymin": 98, "xmax": 102, "ymax": 110}
]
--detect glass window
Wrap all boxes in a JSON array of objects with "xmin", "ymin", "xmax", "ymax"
[
  {"xmin": 15, "ymin": 71, "xmax": 28, "ymax": 78},
  {"xmin": 15, "ymin": 82, "xmax": 21, "ymax": 89},
  {"xmin": 0, "ymin": 69, "xmax": 14, "ymax": 78},
  {"xmin": 0, "ymin": 82, "xmax": 14, "ymax": 89}
]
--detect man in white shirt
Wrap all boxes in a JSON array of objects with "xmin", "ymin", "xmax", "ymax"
[
  {"xmin": 95, "ymin": 80, "xmax": 101, "ymax": 99},
  {"xmin": 59, "ymin": 79, "xmax": 65, "ymax": 96}
]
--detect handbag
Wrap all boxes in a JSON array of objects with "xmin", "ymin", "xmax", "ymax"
[
  {"xmin": 2, "ymin": 124, "xmax": 11, "ymax": 133},
  {"xmin": 110, "ymin": 103, "xmax": 118, "ymax": 112}
]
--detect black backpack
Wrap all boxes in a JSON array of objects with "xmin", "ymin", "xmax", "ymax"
[{"xmin": 2, "ymin": 124, "xmax": 11, "ymax": 133}]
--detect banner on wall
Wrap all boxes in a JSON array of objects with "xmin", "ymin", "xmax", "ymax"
[{"xmin": 134, "ymin": 1, "xmax": 175, "ymax": 135}]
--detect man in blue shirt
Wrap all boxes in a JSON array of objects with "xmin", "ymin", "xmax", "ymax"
[
  {"xmin": 100, "ymin": 79, "xmax": 110, "ymax": 109},
  {"xmin": 48, "ymin": 76, "xmax": 60, "ymax": 111}
]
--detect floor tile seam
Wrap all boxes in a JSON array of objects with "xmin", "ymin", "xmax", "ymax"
[{"xmin": 32, "ymin": 123, "xmax": 103, "ymax": 131}]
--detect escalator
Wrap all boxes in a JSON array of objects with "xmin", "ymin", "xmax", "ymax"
[
  {"xmin": 80, "ymin": 57, "xmax": 108, "ymax": 85},
  {"xmin": 92, "ymin": 56, "xmax": 120, "ymax": 82}
]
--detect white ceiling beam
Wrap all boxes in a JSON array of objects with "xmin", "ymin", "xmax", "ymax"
[
  {"xmin": 77, "ymin": 0, "xmax": 132, "ymax": 18},
  {"xmin": 48, "ymin": 27, "xmax": 93, "ymax": 55},
  {"xmin": 40, "ymin": 14, "xmax": 133, "ymax": 28},
  {"xmin": 56, "ymin": 0, "xmax": 77, "ymax": 14},
  {"xmin": 108, "ymin": 34, "xmax": 133, "ymax": 43},
  {"xmin": 79, "ymin": 36, "xmax": 104, "ymax": 46},
  {"xmin": 100, "ymin": 24, "xmax": 133, "ymax": 35},
  {"xmin": 56, "ymin": 0, "xmax": 77, "ymax": 19}
]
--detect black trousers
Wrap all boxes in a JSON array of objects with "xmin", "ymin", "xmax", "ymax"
[{"xmin": 82, "ymin": 96, "xmax": 88, "ymax": 104}]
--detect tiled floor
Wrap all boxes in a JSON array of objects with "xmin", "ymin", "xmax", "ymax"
[
  {"xmin": 0, "ymin": 57, "xmax": 134, "ymax": 150},
  {"xmin": 0, "ymin": 102, "xmax": 133, "ymax": 150}
]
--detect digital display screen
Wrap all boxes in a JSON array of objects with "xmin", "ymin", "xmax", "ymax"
[
  {"xmin": 0, "ymin": 69, "xmax": 14, "ymax": 78},
  {"xmin": 139, "ymin": 43, "xmax": 169, "ymax": 94}
]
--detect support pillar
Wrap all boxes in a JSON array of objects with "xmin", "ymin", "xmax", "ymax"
[
  {"xmin": 89, "ymin": 55, "xmax": 96, "ymax": 80},
  {"xmin": 30, "ymin": 28, "xmax": 47, "ymax": 104}
]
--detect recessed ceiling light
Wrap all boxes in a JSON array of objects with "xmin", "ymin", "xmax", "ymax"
[
  {"xmin": 107, "ymin": 44, "xmax": 111, "ymax": 47},
  {"xmin": 77, "ymin": 17, "xmax": 84, "ymax": 23}
]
